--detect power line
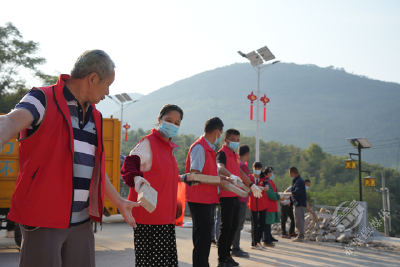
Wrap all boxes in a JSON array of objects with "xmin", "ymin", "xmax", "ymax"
[
  {"xmin": 324, "ymin": 143, "xmax": 400, "ymax": 154},
  {"xmin": 321, "ymin": 137, "xmax": 400, "ymax": 153},
  {"xmin": 369, "ymin": 138, "xmax": 400, "ymax": 144}
]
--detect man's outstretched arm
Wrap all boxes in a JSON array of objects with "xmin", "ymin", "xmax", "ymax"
[
  {"xmin": 0, "ymin": 109, "xmax": 33, "ymax": 153},
  {"xmin": 104, "ymin": 173, "xmax": 141, "ymax": 228}
]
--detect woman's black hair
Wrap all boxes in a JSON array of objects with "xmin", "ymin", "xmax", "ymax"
[
  {"xmin": 263, "ymin": 166, "xmax": 273, "ymax": 175},
  {"xmin": 159, "ymin": 104, "xmax": 184, "ymax": 120},
  {"xmin": 253, "ymin": 162, "xmax": 265, "ymax": 178}
]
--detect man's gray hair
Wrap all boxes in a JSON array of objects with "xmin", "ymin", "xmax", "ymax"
[{"xmin": 70, "ymin": 50, "xmax": 115, "ymax": 81}]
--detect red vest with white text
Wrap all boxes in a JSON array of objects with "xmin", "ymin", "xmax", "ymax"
[
  {"xmin": 128, "ymin": 129, "xmax": 180, "ymax": 225},
  {"xmin": 8, "ymin": 75, "xmax": 106, "ymax": 229},
  {"xmin": 185, "ymin": 136, "xmax": 219, "ymax": 204},
  {"xmin": 218, "ymin": 145, "xmax": 241, "ymax": 198}
]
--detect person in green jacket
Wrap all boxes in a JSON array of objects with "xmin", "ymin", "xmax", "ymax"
[{"xmin": 262, "ymin": 167, "xmax": 284, "ymax": 247}]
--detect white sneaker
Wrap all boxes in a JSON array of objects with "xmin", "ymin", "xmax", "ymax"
[
  {"xmin": 5, "ymin": 231, "xmax": 14, "ymax": 238},
  {"xmin": 257, "ymin": 243, "xmax": 266, "ymax": 249},
  {"xmin": 251, "ymin": 245, "xmax": 263, "ymax": 250}
]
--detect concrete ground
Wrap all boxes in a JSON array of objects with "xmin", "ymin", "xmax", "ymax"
[{"xmin": 0, "ymin": 215, "xmax": 399, "ymax": 267}]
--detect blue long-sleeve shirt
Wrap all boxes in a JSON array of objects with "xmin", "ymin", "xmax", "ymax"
[{"xmin": 291, "ymin": 175, "xmax": 307, "ymax": 207}]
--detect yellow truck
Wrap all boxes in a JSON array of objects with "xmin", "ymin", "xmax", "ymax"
[{"xmin": 0, "ymin": 115, "xmax": 124, "ymax": 246}]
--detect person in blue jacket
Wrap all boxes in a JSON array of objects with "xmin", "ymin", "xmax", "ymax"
[{"xmin": 289, "ymin": 167, "xmax": 307, "ymax": 242}]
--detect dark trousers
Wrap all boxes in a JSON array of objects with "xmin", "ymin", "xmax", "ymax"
[
  {"xmin": 263, "ymin": 224, "xmax": 271, "ymax": 243},
  {"xmin": 232, "ymin": 201, "xmax": 248, "ymax": 251},
  {"xmin": 188, "ymin": 202, "xmax": 215, "ymax": 267},
  {"xmin": 280, "ymin": 204, "xmax": 295, "ymax": 235},
  {"xmin": 250, "ymin": 210, "xmax": 266, "ymax": 246},
  {"xmin": 218, "ymin": 197, "xmax": 239, "ymax": 263}
]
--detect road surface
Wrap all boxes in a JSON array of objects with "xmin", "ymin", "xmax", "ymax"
[{"xmin": 0, "ymin": 215, "xmax": 399, "ymax": 267}]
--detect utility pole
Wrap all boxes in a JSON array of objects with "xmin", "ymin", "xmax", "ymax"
[
  {"xmin": 358, "ymin": 144, "xmax": 362, "ymax": 201},
  {"xmin": 381, "ymin": 171, "xmax": 390, "ymax": 236}
]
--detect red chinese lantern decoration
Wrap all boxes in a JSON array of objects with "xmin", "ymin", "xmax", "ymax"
[
  {"xmin": 247, "ymin": 92, "xmax": 257, "ymax": 120},
  {"xmin": 123, "ymin": 123, "xmax": 131, "ymax": 142},
  {"xmin": 260, "ymin": 94, "xmax": 270, "ymax": 122}
]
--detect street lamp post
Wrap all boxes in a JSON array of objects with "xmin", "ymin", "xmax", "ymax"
[
  {"xmin": 107, "ymin": 94, "xmax": 138, "ymax": 148},
  {"xmin": 238, "ymin": 46, "xmax": 279, "ymax": 161},
  {"xmin": 345, "ymin": 138, "xmax": 373, "ymax": 201}
]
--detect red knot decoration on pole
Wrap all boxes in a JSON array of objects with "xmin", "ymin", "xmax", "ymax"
[
  {"xmin": 247, "ymin": 91, "xmax": 257, "ymax": 120},
  {"xmin": 123, "ymin": 123, "xmax": 131, "ymax": 142},
  {"xmin": 260, "ymin": 94, "xmax": 270, "ymax": 122}
]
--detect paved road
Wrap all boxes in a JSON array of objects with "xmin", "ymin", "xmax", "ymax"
[{"xmin": 1, "ymin": 215, "xmax": 399, "ymax": 267}]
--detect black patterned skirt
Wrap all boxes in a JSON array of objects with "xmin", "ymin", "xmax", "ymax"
[{"xmin": 134, "ymin": 224, "xmax": 178, "ymax": 267}]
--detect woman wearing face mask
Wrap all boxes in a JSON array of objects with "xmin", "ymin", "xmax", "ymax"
[
  {"xmin": 121, "ymin": 104, "xmax": 193, "ymax": 267},
  {"xmin": 262, "ymin": 167, "xmax": 284, "ymax": 247},
  {"xmin": 248, "ymin": 162, "xmax": 268, "ymax": 250}
]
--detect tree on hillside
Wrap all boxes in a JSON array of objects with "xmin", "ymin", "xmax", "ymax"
[
  {"xmin": 0, "ymin": 22, "xmax": 58, "ymax": 113},
  {"xmin": 304, "ymin": 143, "xmax": 325, "ymax": 168}
]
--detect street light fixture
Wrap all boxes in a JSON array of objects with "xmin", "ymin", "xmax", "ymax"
[
  {"xmin": 237, "ymin": 46, "xmax": 279, "ymax": 161},
  {"xmin": 345, "ymin": 158, "xmax": 357, "ymax": 169},
  {"xmin": 363, "ymin": 174, "xmax": 376, "ymax": 187},
  {"xmin": 345, "ymin": 137, "xmax": 373, "ymax": 201},
  {"xmin": 107, "ymin": 94, "xmax": 138, "ymax": 127},
  {"xmin": 107, "ymin": 94, "xmax": 138, "ymax": 147}
]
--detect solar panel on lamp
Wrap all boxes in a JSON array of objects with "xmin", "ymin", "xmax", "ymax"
[
  {"xmin": 121, "ymin": 93, "xmax": 132, "ymax": 101},
  {"xmin": 346, "ymin": 138, "xmax": 373, "ymax": 149},
  {"xmin": 257, "ymin": 46, "xmax": 275, "ymax": 62},
  {"xmin": 115, "ymin": 94, "xmax": 126, "ymax": 103},
  {"xmin": 246, "ymin": 51, "xmax": 263, "ymax": 66}
]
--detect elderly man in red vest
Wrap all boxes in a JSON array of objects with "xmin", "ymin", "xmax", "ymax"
[
  {"xmin": 216, "ymin": 129, "xmax": 263, "ymax": 267},
  {"xmin": 0, "ymin": 50, "xmax": 140, "ymax": 267}
]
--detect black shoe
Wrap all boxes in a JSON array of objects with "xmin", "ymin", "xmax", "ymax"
[
  {"xmin": 226, "ymin": 256, "xmax": 239, "ymax": 266},
  {"xmin": 216, "ymin": 261, "xmax": 233, "ymax": 267},
  {"xmin": 270, "ymin": 235, "xmax": 279, "ymax": 242},
  {"xmin": 231, "ymin": 248, "xmax": 249, "ymax": 258}
]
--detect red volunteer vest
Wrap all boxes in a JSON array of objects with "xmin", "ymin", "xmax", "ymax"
[
  {"xmin": 185, "ymin": 136, "xmax": 219, "ymax": 204},
  {"xmin": 218, "ymin": 145, "xmax": 241, "ymax": 198},
  {"xmin": 8, "ymin": 75, "xmax": 106, "ymax": 229},
  {"xmin": 265, "ymin": 179, "xmax": 279, "ymax": 213},
  {"xmin": 128, "ymin": 129, "xmax": 180, "ymax": 225},
  {"xmin": 247, "ymin": 174, "xmax": 267, "ymax": 211}
]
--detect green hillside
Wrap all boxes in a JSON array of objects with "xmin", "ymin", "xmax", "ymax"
[{"xmin": 119, "ymin": 63, "xmax": 400, "ymax": 168}]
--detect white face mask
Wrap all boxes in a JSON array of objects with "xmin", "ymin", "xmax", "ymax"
[{"xmin": 214, "ymin": 131, "xmax": 222, "ymax": 145}]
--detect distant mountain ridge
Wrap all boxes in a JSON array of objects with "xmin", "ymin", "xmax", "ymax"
[{"xmin": 117, "ymin": 63, "xmax": 400, "ymax": 168}]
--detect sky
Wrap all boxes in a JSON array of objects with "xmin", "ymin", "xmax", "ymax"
[{"xmin": 1, "ymin": 0, "xmax": 400, "ymax": 96}]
